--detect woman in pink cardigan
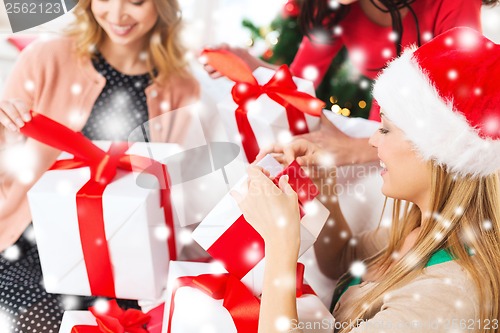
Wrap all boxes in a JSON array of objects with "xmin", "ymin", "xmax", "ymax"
[{"xmin": 0, "ymin": 0, "xmax": 199, "ymax": 330}]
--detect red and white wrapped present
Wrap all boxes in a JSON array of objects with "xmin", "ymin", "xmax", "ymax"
[
  {"xmin": 202, "ymin": 50, "xmax": 325, "ymax": 163},
  {"xmin": 191, "ymin": 155, "xmax": 330, "ymax": 295},
  {"xmin": 163, "ymin": 261, "xmax": 334, "ymax": 333},
  {"xmin": 23, "ymin": 112, "xmax": 179, "ymax": 300},
  {"xmin": 28, "ymin": 141, "xmax": 179, "ymax": 300}
]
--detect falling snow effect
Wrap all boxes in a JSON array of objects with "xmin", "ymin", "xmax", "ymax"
[{"xmin": 349, "ymin": 261, "xmax": 366, "ymax": 278}]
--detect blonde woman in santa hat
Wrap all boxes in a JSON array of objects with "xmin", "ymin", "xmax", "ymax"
[
  {"xmin": 0, "ymin": 0, "xmax": 198, "ymax": 331},
  {"xmin": 233, "ymin": 27, "xmax": 500, "ymax": 332}
]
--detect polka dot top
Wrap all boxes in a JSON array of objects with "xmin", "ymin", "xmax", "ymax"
[{"xmin": 81, "ymin": 53, "xmax": 153, "ymax": 142}]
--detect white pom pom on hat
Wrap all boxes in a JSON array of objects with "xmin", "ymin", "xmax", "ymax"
[{"xmin": 373, "ymin": 27, "xmax": 500, "ymax": 178}]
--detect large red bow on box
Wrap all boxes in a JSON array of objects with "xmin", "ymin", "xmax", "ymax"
[
  {"xmin": 71, "ymin": 300, "xmax": 150, "ymax": 333},
  {"xmin": 202, "ymin": 49, "xmax": 325, "ymax": 162},
  {"xmin": 21, "ymin": 111, "xmax": 176, "ymax": 298},
  {"xmin": 165, "ymin": 263, "xmax": 314, "ymax": 333},
  {"xmin": 207, "ymin": 160, "xmax": 319, "ymax": 280}
]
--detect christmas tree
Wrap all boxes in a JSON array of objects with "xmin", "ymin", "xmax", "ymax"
[{"xmin": 242, "ymin": 0, "xmax": 373, "ymax": 119}]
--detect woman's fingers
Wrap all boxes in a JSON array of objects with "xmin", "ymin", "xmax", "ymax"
[
  {"xmin": 0, "ymin": 101, "xmax": 25, "ymax": 131},
  {"xmin": 230, "ymin": 189, "xmax": 244, "ymax": 203},
  {"xmin": 278, "ymin": 174, "xmax": 296, "ymax": 198},
  {"xmin": 12, "ymin": 100, "xmax": 31, "ymax": 122},
  {"xmin": 256, "ymin": 143, "xmax": 284, "ymax": 161},
  {"xmin": 282, "ymin": 139, "xmax": 318, "ymax": 164}
]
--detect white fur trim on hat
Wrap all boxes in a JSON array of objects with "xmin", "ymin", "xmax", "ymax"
[{"xmin": 373, "ymin": 48, "xmax": 500, "ymax": 178}]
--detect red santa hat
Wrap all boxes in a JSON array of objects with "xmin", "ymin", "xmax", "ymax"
[{"xmin": 373, "ymin": 27, "xmax": 500, "ymax": 177}]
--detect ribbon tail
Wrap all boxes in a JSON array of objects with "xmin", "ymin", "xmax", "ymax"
[
  {"xmin": 159, "ymin": 164, "xmax": 177, "ymax": 261},
  {"xmin": 272, "ymin": 91, "xmax": 325, "ymax": 117},
  {"xmin": 235, "ymin": 107, "xmax": 260, "ymax": 163},
  {"xmin": 145, "ymin": 304, "xmax": 165, "ymax": 333},
  {"xmin": 284, "ymin": 103, "xmax": 310, "ymax": 136},
  {"xmin": 296, "ymin": 263, "xmax": 316, "ymax": 297},
  {"xmin": 21, "ymin": 111, "xmax": 107, "ymax": 163},
  {"xmin": 222, "ymin": 276, "xmax": 260, "ymax": 333},
  {"xmin": 201, "ymin": 50, "xmax": 258, "ymax": 85}
]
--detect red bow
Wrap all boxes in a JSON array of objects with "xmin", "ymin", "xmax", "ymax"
[
  {"xmin": 202, "ymin": 49, "xmax": 325, "ymax": 162},
  {"xmin": 166, "ymin": 273, "xmax": 260, "ymax": 333},
  {"xmin": 165, "ymin": 263, "xmax": 314, "ymax": 333},
  {"xmin": 71, "ymin": 300, "xmax": 150, "ymax": 333},
  {"xmin": 21, "ymin": 111, "xmax": 176, "ymax": 298}
]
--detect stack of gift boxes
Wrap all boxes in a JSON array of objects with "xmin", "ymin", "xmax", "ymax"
[{"xmin": 24, "ymin": 50, "xmax": 335, "ymax": 332}]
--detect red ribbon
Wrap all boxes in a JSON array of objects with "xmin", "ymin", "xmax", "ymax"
[
  {"xmin": 202, "ymin": 49, "xmax": 325, "ymax": 162},
  {"xmin": 166, "ymin": 273, "xmax": 260, "ymax": 333},
  {"xmin": 145, "ymin": 303, "xmax": 165, "ymax": 333},
  {"xmin": 20, "ymin": 111, "xmax": 177, "ymax": 298},
  {"xmin": 165, "ymin": 263, "xmax": 314, "ymax": 333},
  {"xmin": 71, "ymin": 300, "xmax": 151, "ymax": 333},
  {"xmin": 207, "ymin": 161, "xmax": 318, "ymax": 280}
]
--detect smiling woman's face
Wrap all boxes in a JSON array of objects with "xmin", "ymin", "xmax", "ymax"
[
  {"xmin": 91, "ymin": 0, "xmax": 158, "ymax": 49},
  {"xmin": 369, "ymin": 114, "xmax": 433, "ymax": 209},
  {"xmin": 334, "ymin": 0, "xmax": 360, "ymax": 4}
]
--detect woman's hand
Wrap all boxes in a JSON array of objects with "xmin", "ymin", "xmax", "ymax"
[
  {"xmin": 0, "ymin": 99, "xmax": 31, "ymax": 132},
  {"xmin": 297, "ymin": 113, "xmax": 377, "ymax": 166},
  {"xmin": 256, "ymin": 138, "xmax": 330, "ymax": 168},
  {"xmin": 231, "ymin": 166, "xmax": 301, "ymax": 252},
  {"xmin": 200, "ymin": 44, "xmax": 276, "ymax": 79}
]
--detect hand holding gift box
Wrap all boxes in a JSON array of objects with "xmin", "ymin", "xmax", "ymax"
[
  {"xmin": 201, "ymin": 49, "xmax": 325, "ymax": 163},
  {"xmin": 192, "ymin": 155, "xmax": 330, "ymax": 295}
]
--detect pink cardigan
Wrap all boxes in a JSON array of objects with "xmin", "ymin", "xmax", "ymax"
[{"xmin": 0, "ymin": 36, "xmax": 200, "ymax": 250}]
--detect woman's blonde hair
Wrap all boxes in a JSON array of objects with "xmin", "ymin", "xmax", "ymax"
[
  {"xmin": 340, "ymin": 165, "xmax": 500, "ymax": 333},
  {"xmin": 66, "ymin": 0, "xmax": 189, "ymax": 83}
]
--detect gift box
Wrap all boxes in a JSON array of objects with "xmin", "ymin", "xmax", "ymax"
[
  {"xmin": 129, "ymin": 104, "xmax": 247, "ymax": 227},
  {"xmin": 202, "ymin": 50, "xmax": 324, "ymax": 163},
  {"xmin": 28, "ymin": 140, "xmax": 182, "ymax": 300},
  {"xmin": 191, "ymin": 155, "xmax": 330, "ymax": 296},
  {"xmin": 163, "ymin": 261, "xmax": 334, "ymax": 333}
]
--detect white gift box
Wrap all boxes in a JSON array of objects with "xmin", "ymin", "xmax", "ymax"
[
  {"xmin": 28, "ymin": 140, "xmax": 244, "ymax": 300},
  {"xmin": 129, "ymin": 137, "xmax": 246, "ymax": 228},
  {"xmin": 129, "ymin": 104, "xmax": 247, "ymax": 227},
  {"xmin": 163, "ymin": 261, "xmax": 334, "ymax": 333},
  {"xmin": 191, "ymin": 155, "xmax": 330, "ymax": 296},
  {"xmin": 59, "ymin": 311, "xmax": 98, "ymax": 333},
  {"xmin": 28, "ymin": 141, "xmax": 184, "ymax": 300},
  {"xmin": 217, "ymin": 67, "xmax": 320, "ymax": 162}
]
